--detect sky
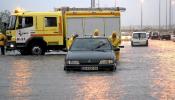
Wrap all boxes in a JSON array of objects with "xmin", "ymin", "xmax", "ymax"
[{"xmin": 0, "ymin": 0, "xmax": 174, "ymax": 27}]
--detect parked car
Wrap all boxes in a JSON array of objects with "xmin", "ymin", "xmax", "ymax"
[
  {"xmin": 171, "ymin": 35, "xmax": 175, "ymax": 42},
  {"xmin": 131, "ymin": 32, "xmax": 148, "ymax": 46},
  {"xmin": 64, "ymin": 37, "xmax": 119, "ymax": 71},
  {"xmin": 150, "ymin": 31, "xmax": 160, "ymax": 40},
  {"xmin": 160, "ymin": 34, "xmax": 171, "ymax": 40}
]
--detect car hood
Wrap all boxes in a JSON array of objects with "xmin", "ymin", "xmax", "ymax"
[{"xmin": 66, "ymin": 50, "xmax": 115, "ymax": 60}]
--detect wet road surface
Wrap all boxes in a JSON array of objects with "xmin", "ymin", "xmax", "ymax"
[{"xmin": 0, "ymin": 40, "xmax": 175, "ymax": 100}]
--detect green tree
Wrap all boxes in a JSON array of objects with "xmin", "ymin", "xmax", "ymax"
[{"xmin": 0, "ymin": 10, "xmax": 10, "ymax": 34}]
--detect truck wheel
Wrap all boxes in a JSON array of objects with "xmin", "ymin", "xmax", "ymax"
[
  {"xmin": 30, "ymin": 44, "xmax": 45, "ymax": 55},
  {"xmin": 19, "ymin": 49, "xmax": 30, "ymax": 55}
]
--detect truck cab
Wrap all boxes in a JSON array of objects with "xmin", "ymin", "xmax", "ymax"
[{"xmin": 6, "ymin": 11, "xmax": 65, "ymax": 55}]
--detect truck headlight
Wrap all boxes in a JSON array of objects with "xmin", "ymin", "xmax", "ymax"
[
  {"xmin": 67, "ymin": 60, "xmax": 79, "ymax": 64},
  {"xmin": 10, "ymin": 44, "xmax": 14, "ymax": 48},
  {"xmin": 100, "ymin": 60, "xmax": 113, "ymax": 64}
]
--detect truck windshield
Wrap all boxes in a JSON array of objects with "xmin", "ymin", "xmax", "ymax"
[
  {"xmin": 8, "ymin": 16, "xmax": 16, "ymax": 30},
  {"xmin": 70, "ymin": 38, "xmax": 112, "ymax": 51}
]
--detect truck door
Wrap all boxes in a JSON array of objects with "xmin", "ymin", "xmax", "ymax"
[
  {"xmin": 43, "ymin": 16, "xmax": 60, "ymax": 45},
  {"xmin": 16, "ymin": 16, "xmax": 34, "ymax": 43}
]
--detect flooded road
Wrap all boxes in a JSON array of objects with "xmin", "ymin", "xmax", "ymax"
[{"xmin": 0, "ymin": 40, "xmax": 175, "ymax": 100}]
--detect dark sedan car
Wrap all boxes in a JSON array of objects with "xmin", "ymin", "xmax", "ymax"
[{"xmin": 64, "ymin": 37, "xmax": 119, "ymax": 71}]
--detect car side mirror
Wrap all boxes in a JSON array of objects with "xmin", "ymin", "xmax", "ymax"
[
  {"xmin": 119, "ymin": 46, "xmax": 124, "ymax": 48},
  {"xmin": 114, "ymin": 48, "xmax": 120, "ymax": 51}
]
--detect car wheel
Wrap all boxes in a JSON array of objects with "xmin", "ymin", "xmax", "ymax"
[
  {"xmin": 131, "ymin": 41, "xmax": 134, "ymax": 47},
  {"xmin": 64, "ymin": 66, "xmax": 71, "ymax": 71},
  {"xmin": 110, "ymin": 66, "xmax": 116, "ymax": 71},
  {"xmin": 145, "ymin": 41, "xmax": 148, "ymax": 46}
]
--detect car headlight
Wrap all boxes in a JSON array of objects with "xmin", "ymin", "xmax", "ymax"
[
  {"xmin": 100, "ymin": 60, "xmax": 113, "ymax": 64},
  {"xmin": 67, "ymin": 60, "xmax": 79, "ymax": 64}
]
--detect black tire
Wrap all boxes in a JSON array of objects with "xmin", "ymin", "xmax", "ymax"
[
  {"xmin": 145, "ymin": 41, "xmax": 148, "ymax": 46},
  {"xmin": 131, "ymin": 41, "xmax": 134, "ymax": 47},
  {"xmin": 64, "ymin": 66, "xmax": 71, "ymax": 71},
  {"xmin": 19, "ymin": 49, "xmax": 30, "ymax": 55},
  {"xmin": 110, "ymin": 66, "xmax": 116, "ymax": 71},
  {"xmin": 30, "ymin": 44, "xmax": 45, "ymax": 55}
]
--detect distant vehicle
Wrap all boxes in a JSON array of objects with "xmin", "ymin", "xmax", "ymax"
[
  {"xmin": 146, "ymin": 32, "xmax": 150, "ymax": 39},
  {"xmin": 150, "ymin": 31, "xmax": 160, "ymax": 40},
  {"xmin": 171, "ymin": 35, "xmax": 175, "ymax": 42},
  {"xmin": 131, "ymin": 32, "xmax": 148, "ymax": 46},
  {"xmin": 121, "ymin": 32, "xmax": 131, "ymax": 41},
  {"xmin": 64, "ymin": 37, "xmax": 119, "ymax": 71},
  {"xmin": 160, "ymin": 34, "xmax": 171, "ymax": 40}
]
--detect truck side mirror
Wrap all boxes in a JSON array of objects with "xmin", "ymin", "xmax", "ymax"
[{"xmin": 17, "ymin": 24, "xmax": 22, "ymax": 29}]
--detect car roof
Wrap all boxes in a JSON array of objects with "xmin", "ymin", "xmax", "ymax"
[{"xmin": 132, "ymin": 32, "xmax": 147, "ymax": 34}]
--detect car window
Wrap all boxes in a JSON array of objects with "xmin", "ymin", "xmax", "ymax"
[
  {"xmin": 133, "ymin": 33, "xmax": 146, "ymax": 39},
  {"xmin": 140, "ymin": 33, "xmax": 146, "ymax": 38},
  {"xmin": 70, "ymin": 38, "xmax": 112, "ymax": 51},
  {"xmin": 133, "ymin": 33, "xmax": 139, "ymax": 39}
]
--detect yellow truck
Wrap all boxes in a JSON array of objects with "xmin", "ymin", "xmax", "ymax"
[{"xmin": 6, "ymin": 7, "xmax": 125, "ymax": 55}]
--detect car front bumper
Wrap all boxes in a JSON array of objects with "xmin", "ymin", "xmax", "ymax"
[{"xmin": 64, "ymin": 64, "xmax": 116, "ymax": 71}]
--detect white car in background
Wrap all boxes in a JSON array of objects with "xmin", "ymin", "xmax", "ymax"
[
  {"xmin": 171, "ymin": 35, "xmax": 175, "ymax": 42},
  {"xmin": 131, "ymin": 32, "xmax": 148, "ymax": 46}
]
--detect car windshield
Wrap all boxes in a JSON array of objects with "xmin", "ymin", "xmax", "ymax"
[
  {"xmin": 140, "ymin": 33, "xmax": 146, "ymax": 38},
  {"xmin": 133, "ymin": 33, "xmax": 146, "ymax": 39},
  {"xmin": 133, "ymin": 33, "xmax": 139, "ymax": 39},
  {"xmin": 70, "ymin": 38, "xmax": 112, "ymax": 51}
]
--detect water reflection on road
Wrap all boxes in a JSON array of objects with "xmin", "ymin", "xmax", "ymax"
[
  {"xmin": 74, "ymin": 73, "xmax": 123, "ymax": 100},
  {"xmin": 150, "ymin": 40, "xmax": 175, "ymax": 100},
  {"xmin": 9, "ymin": 59, "xmax": 32, "ymax": 100},
  {"xmin": 0, "ymin": 40, "xmax": 174, "ymax": 100}
]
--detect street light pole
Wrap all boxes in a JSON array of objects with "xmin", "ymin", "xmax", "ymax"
[
  {"xmin": 169, "ymin": 0, "xmax": 172, "ymax": 30},
  {"xmin": 140, "ymin": 0, "xmax": 144, "ymax": 30},
  {"xmin": 166, "ymin": 0, "xmax": 168, "ymax": 30},
  {"xmin": 91, "ymin": 0, "xmax": 95, "ymax": 8},
  {"xmin": 115, "ymin": 0, "xmax": 117, "ymax": 7},
  {"xmin": 172, "ymin": 1, "xmax": 175, "ymax": 28},
  {"xmin": 159, "ymin": 0, "xmax": 161, "ymax": 31}
]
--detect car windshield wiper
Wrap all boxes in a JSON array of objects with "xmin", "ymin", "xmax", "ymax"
[
  {"xmin": 94, "ymin": 43, "xmax": 107, "ymax": 49},
  {"xmin": 90, "ymin": 43, "xmax": 109, "ymax": 52}
]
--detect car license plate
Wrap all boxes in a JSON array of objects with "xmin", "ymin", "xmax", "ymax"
[{"xmin": 81, "ymin": 67, "xmax": 98, "ymax": 71}]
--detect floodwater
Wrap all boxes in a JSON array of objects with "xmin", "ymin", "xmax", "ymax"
[{"xmin": 0, "ymin": 40, "xmax": 175, "ymax": 100}]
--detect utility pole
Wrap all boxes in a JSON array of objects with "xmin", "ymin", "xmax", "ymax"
[{"xmin": 91, "ymin": 0, "xmax": 95, "ymax": 8}]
